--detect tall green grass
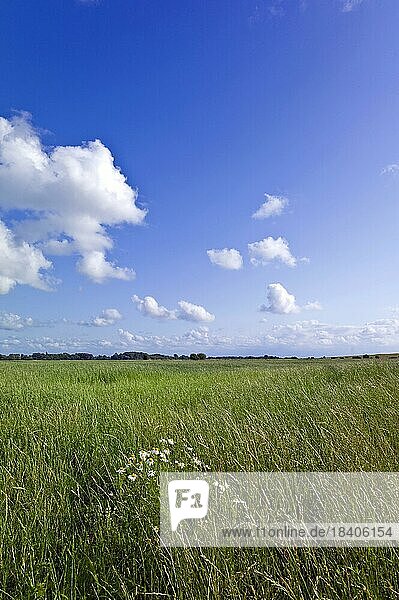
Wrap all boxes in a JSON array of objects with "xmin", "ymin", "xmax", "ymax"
[{"xmin": 0, "ymin": 359, "xmax": 398, "ymax": 599}]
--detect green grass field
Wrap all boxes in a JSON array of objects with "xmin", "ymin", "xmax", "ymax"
[{"xmin": 1, "ymin": 359, "xmax": 398, "ymax": 599}]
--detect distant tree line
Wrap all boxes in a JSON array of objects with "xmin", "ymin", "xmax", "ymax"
[
  {"xmin": 0, "ymin": 352, "xmax": 392, "ymax": 361},
  {"xmin": 0, "ymin": 351, "xmax": 209, "ymax": 361},
  {"xmin": 0, "ymin": 351, "xmax": 281, "ymax": 361}
]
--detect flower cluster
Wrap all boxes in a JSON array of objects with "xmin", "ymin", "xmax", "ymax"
[{"xmin": 117, "ymin": 438, "xmax": 210, "ymax": 483}]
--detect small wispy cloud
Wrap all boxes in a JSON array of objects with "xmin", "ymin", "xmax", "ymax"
[
  {"xmin": 252, "ymin": 194, "xmax": 288, "ymax": 220},
  {"xmin": 79, "ymin": 308, "xmax": 123, "ymax": 327},
  {"xmin": 381, "ymin": 164, "xmax": 399, "ymax": 176},
  {"xmin": 0, "ymin": 312, "xmax": 34, "ymax": 331},
  {"xmin": 249, "ymin": 0, "xmax": 286, "ymax": 24},
  {"xmin": 341, "ymin": 0, "xmax": 364, "ymax": 13},
  {"xmin": 268, "ymin": 0, "xmax": 285, "ymax": 17},
  {"xmin": 303, "ymin": 300, "xmax": 322, "ymax": 311},
  {"xmin": 249, "ymin": 0, "xmax": 354, "ymax": 24}
]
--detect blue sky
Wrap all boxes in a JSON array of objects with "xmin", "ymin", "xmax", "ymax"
[{"xmin": 0, "ymin": 0, "xmax": 398, "ymax": 356}]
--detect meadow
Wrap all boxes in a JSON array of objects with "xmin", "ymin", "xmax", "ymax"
[{"xmin": 0, "ymin": 358, "xmax": 398, "ymax": 599}]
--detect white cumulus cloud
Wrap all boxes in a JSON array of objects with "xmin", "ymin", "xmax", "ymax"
[
  {"xmin": 118, "ymin": 329, "xmax": 147, "ymax": 345},
  {"xmin": 0, "ymin": 312, "xmax": 34, "ymax": 330},
  {"xmin": 132, "ymin": 294, "xmax": 215, "ymax": 322},
  {"xmin": 81, "ymin": 308, "xmax": 123, "ymax": 327},
  {"xmin": 177, "ymin": 300, "xmax": 215, "ymax": 323},
  {"xmin": 207, "ymin": 248, "xmax": 243, "ymax": 270},
  {"xmin": 252, "ymin": 194, "xmax": 288, "ymax": 219},
  {"xmin": 260, "ymin": 283, "xmax": 299, "ymax": 314},
  {"xmin": 132, "ymin": 295, "xmax": 177, "ymax": 320},
  {"xmin": 0, "ymin": 220, "xmax": 52, "ymax": 293},
  {"xmin": 0, "ymin": 113, "xmax": 146, "ymax": 290},
  {"xmin": 77, "ymin": 251, "xmax": 135, "ymax": 283},
  {"xmin": 248, "ymin": 236, "xmax": 297, "ymax": 267},
  {"xmin": 260, "ymin": 283, "xmax": 322, "ymax": 315}
]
